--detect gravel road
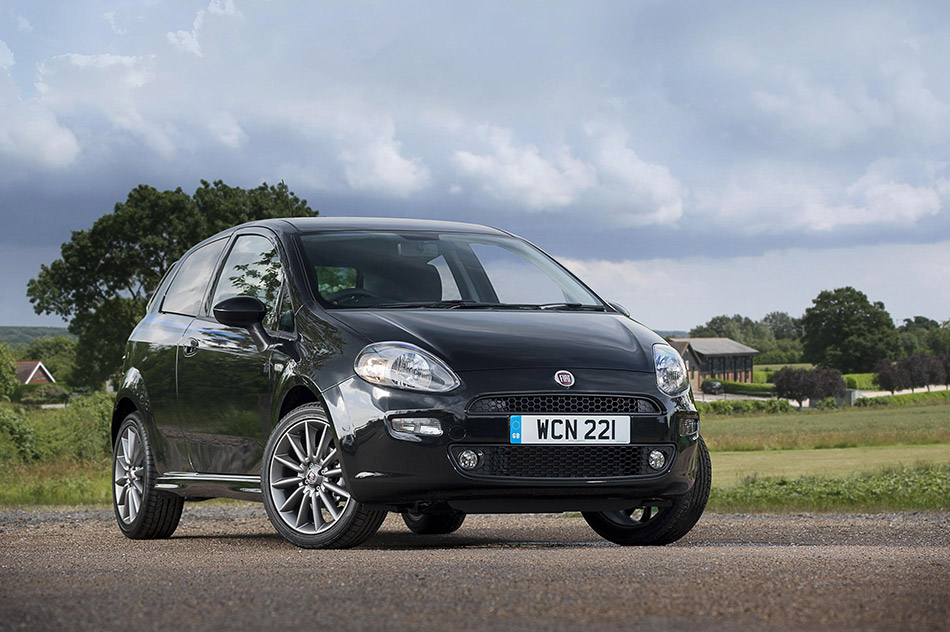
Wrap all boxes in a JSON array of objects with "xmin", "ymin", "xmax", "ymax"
[{"xmin": 1, "ymin": 506, "xmax": 947, "ymax": 632}]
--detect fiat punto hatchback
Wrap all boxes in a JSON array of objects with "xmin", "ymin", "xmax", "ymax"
[{"xmin": 112, "ymin": 218, "xmax": 709, "ymax": 548}]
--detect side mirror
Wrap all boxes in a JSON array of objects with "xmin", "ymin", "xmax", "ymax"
[
  {"xmin": 213, "ymin": 296, "xmax": 274, "ymax": 351},
  {"xmin": 608, "ymin": 301, "xmax": 630, "ymax": 318}
]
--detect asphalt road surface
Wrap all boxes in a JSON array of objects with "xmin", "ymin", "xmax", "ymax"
[{"xmin": 1, "ymin": 506, "xmax": 947, "ymax": 632}]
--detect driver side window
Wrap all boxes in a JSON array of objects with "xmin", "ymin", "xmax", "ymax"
[{"xmin": 212, "ymin": 234, "xmax": 284, "ymax": 330}]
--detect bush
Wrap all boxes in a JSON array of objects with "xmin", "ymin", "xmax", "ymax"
[
  {"xmin": 844, "ymin": 373, "xmax": 876, "ymax": 390},
  {"xmin": 696, "ymin": 398, "xmax": 793, "ymax": 416},
  {"xmin": 815, "ymin": 396, "xmax": 838, "ymax": 410},
  {"xmin": 19, "ymin": 383, "xmax": 70, "ymax": 407},
  {"xmin": 0, "ymin": 407, "xmax": 39, "ymax": 462},
  {"xmin": 721, "ymin": 380, "xmax": 775, "ymax": 396},
  {"xmin": 855, "ymin": 390, "xmax": 950, "ymax": 408}
]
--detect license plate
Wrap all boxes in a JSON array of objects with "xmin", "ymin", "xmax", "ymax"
[{"xmin": 509, "ymin": 415, "xmax": 630, "ymax": 444}]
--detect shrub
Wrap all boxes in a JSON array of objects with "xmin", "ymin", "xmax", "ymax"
[
  {"xmin": 721, "ymin": 380, "xmax": 775, "ymax": 396},
  {"xmin": 0, "ymin": 407, "xmax": 39, "ymax": 462},
  {"xmin": 815, "ymin": 396, "xmax": 837, "ymax": 410},
  {"xmin": 854, "ymin": 390, "xmax": 950, "ymax": 407},
  {"xmin": 696, "ymin": 398, "xmax": 793, "ymax": 416},
  {"xmin": 20, "ymin": 383, "xmax": 70, "ymax": 407}
]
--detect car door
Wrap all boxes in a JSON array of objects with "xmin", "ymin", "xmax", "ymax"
[
  {"xmin": 175, "ymin": 231, "xmax": 288, "ymax": 475},
  {"xmin": 142, "ymin": 236, "xmax": 229, "ymax": 472}
]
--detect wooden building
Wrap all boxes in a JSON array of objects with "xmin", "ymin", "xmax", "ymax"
[
  {"xmin": 15, "ymin": 361, "xmax": 56, "ymax": 385},
  {"xmin": 668, "ymin": 337, "xmax": 758, "ymax": 392}
]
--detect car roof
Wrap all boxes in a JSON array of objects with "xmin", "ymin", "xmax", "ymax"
[{"xmin": 254, "ymin": 217, "xmax": 508, "ymax": 236}]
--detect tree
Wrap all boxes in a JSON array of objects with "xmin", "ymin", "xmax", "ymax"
[
  {"xmin": 898, "ymin": 316, "xmax": 941, "ymax": 356},
  {"xmin": 874, "ymin": 360, "xmax": 908, "ymax": 394},
  {"xmin": 801, "ymin": 287, "xmax": 900, "ymax": 373},
  {"xmin": 761, "ymin": 311, "xmax": 803, "ymax": 340},
  {"xmin": 0, "ymin": 343, "xmax": 17, "ymax": 401},
  {"xmin": 924, "ymin": 356, "xmax": 946, "ymax": 391},
  {"xmin": 809, "ymin": 368, "xmax": 846, "ymax": 401},
  {"xmin": 18, "ymin": 336, "xmax": 76, "ymax": 385},
  {"xmin": 898, "ymin": 354, "xmax": 930, "ymax": 392},
  {"xmin": 772, "ymin": 367, "xmax": 810, "ymax": 408},
  {"xmin": 27, "ymin": 180, "xmax": 317, "ymax": 389}
]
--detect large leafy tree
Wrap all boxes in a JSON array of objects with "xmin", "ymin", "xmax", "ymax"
[
  {"xmin": 27, "ymin": 180, "xmax": 316, "ymax": 389},
  {"xmin": 801, "ymin": 287, "xmax": 899, "ymax": 373}
]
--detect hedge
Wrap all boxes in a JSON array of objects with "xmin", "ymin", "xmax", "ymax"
[
  {"xmin": 696, "ymin": 398, "xmax": 793, "ymax": 416},
  {"xmin": 720, "ymin": 380, "xmax": 776, "ymax": 396},
  {"xmin": 854, "ymin": 390, "xmax": 950, "ymax": 407}
]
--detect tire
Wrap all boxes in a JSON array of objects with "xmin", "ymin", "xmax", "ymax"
[
  {"xmin": 262, "ymin": 404, "xmax": 387, "ymax": 549},
  {"xmin": 582, "ymin": 438, "xmax": 711, "ymax": 546},
  {"xmin": 112, "ymin": 413, "xmax": 184, "ymax": 539},
  {"xmin": 401, "ymin": 509, "xmax": 466, "ymax": 535}
]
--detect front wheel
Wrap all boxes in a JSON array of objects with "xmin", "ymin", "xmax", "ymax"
[
  {"xmin": 262, "ymin": 404, "xmax": 387, "ymax": 549},
  {"xmin": 112, "ymin": 413, "xmax": 184, "ymax": 539},
  {"xmin": 583, "ymin": 438, "xmax": 711, "ymax": 546}
]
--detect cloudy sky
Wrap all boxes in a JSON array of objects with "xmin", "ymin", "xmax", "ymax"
[{"xmin": 1, "ymin": 0, "xmax": 948, "ymax": 331}]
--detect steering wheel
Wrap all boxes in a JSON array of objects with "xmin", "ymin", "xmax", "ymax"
[{"xmin": 324, "ymin": 288, "xmax": 380, "ymax": 305}]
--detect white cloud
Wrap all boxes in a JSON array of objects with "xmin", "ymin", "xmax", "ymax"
[
  {"xmin": 561, "ymin": 241, "xmax": 950, "ymax": 331},
  {"xmin": 752, "ymin": 66, "xmax": 893, "ymax": 148},
  {"xmin": 0, "ymin": 42, "xmax": 80, "ymax": 172},
  {"xmin": 699, "ymin": 160, "xmax": 944, "ymax": 233},
  {"xmin": 453, "ymin": 125, "xmax": 596, "ymax": 210},
  {"xmin": 36, "ymin": 53, "xmax": 176, "ymax": 158},
  {"xmin": 167, "ymin": 0, "xmax": 242, "ymax": 57},
  {"xmin": 453, "ymin": 124, "xmax": 684, "ymax": 225},
  {"xmin": 339, "ymin": 137, "xmax": 431, "ymax": 197},
  {"xmin": 11, "ymin": 11, "xmax": 33, "ymax": 33},
  {"xmin": 102, "ymin": 12, "xmax": 128, "ymax": 36},
  {"xmin": 207, "ymin": 110, "xmax": 247, "ymax": 148}
]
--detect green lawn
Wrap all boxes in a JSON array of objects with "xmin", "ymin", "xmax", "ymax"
[
  {"xmin": 711, "ymin": 443, "xmax": 950, "ymax": 487},
  {"xmin": 702, "ymin": 403, "xmax": 950, "ymax": 451}
]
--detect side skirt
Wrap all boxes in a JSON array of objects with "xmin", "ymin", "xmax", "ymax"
[{"xmin": 155, "ymin": 472, "xmax": 263, "ymax": 502}]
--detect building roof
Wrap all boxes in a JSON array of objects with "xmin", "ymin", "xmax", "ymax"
[
  {"xmin": 14, "ymin": 360, "xmax": 56, "ymax": 384},
  {"xmin": 668, "ymin": 337, "xmax": 758, "ymax": 357}
]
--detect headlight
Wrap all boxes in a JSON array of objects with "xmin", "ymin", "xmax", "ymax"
[
  {"xmin": 354, "ymin": 342, "xmax": 460, "ymax": 393},
  {"xmin": 653, "ymin": 343, "xmax": 689, "ymax": 396}
]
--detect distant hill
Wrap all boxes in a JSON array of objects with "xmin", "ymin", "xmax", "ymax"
[
  {"xmin": 656, "ymin": 330, "xmax": 689, "ymax": 339},
  {"xmin": 0, "ymin": 326, "xmax": 75, "ymax": 346}
]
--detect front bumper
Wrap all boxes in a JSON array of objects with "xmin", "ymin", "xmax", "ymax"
[{"xmin": 321, "ymin": 368, "xmax": 701, "ymax": 513}]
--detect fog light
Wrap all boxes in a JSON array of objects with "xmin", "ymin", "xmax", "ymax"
[
  {"xmin": 390, "ymin": 417, "xmax": 443, "ymax": 437},
  {"xmin": 648, "ymin": 450, "xmax": 666, "ymax": 470},
  {"xmin": 458, "ymin": 449, "xmax": 480, "ymax": 470}
]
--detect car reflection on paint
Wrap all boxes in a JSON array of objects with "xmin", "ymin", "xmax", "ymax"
[{"xmin": 111, "ymin": 218, "xmax": 709, "ymax": 548}]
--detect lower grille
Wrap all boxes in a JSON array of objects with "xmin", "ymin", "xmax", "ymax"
[{"xmin": 449, "ymin": 445, "xmax": 673, "ymax": 479}]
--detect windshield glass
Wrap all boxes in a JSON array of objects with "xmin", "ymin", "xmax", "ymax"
[{"xmin": 299, "ymin": 231, "xmax": 604, "ymax": 310}]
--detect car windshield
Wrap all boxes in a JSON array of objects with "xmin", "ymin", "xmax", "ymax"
[{"xmin": 299, "ymin": 231, "xmax": 605, "ymax": 310}]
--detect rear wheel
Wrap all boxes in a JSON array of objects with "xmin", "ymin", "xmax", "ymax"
[
  {"xmin": 401, "ymin": 509, "xmax": 466, "ymax": 535},
  {"xmin": 262, "ymin": 404, "xmax": 387, "ymax": 549},
  {"xmin": 112, "ymin": 413, "xmax": 184, "ymax": 539},
  {"xmin": 583, "ymin": 438, "xmax": 711, "ymax": 546}
]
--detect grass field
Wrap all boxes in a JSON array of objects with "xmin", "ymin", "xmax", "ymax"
[
  {"xmin": 701, "ymin": 403, "xmax": 950, "ymax": 451},
  {"xmin": 711, "ymin": 444, "xmax": 950, "ymax": 487}
]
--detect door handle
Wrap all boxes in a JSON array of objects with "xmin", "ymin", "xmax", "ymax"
[{"xmin": 182, "ymin": 337, "xmax": 199, "ymax": 357}]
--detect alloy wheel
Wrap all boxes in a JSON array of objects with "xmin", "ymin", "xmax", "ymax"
[
  {"xmin": 114, "ymin": 425, "xmax": 146, "ymax": 524},
  {"xmin": 268, "ymin": 419, "xmax": 351, "ymax": 534}
]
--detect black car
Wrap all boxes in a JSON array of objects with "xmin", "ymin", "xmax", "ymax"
[
  {"xmin": 112, "ymin": 218, "xmax": 708, "ymax": 548},
  {"xmin": 701, "ymin": 380, "xmax": 724, "ymax": 395}
]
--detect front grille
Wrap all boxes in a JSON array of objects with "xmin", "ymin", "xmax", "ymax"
[
  {"xmin": 467, "ymin": 394, "xmax": 659, "ymax": 415},
  {"xmin": 449, "ymin": 445, "xmax": 672, "ymax": 479}
]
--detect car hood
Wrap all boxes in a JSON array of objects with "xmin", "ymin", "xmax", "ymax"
[{"xmin": 328, "ymin": 310, "xmax": 661, "ymax": 372}]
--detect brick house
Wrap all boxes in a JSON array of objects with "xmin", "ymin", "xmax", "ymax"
[
  {"xmin": 668, "ymin": 338, "xmax": 758, "ymax": 392},
  {"xmin": 15, "ymin": 360, "xmax": 56, "ymax": 385}
]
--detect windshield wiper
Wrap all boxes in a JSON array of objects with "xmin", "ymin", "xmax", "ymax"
[
  {"xmin": 538, "ymin": 303, "xmax": 607, "ymax": 311},
  {"xmin": 376, "ymin": 300, "xmax": 499, "ymax": 309}
]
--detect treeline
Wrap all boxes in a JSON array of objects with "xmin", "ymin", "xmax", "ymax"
[{"xmin": 690, "ymin": 287, "xmax": 949, "ymax": 374}]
